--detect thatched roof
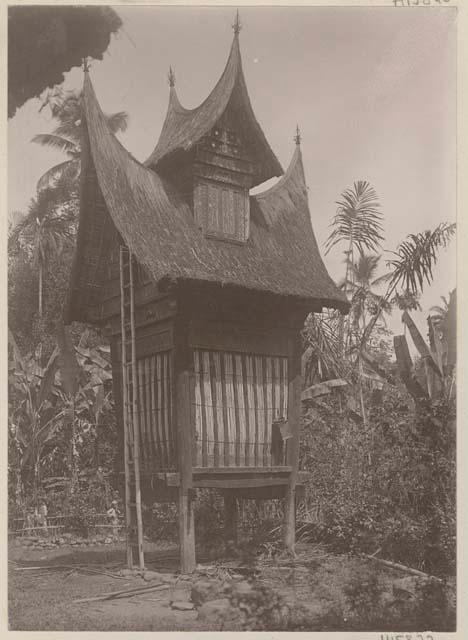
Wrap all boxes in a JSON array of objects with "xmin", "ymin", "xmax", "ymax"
[
  {"xmin": 144, "ymin": 33, "xmax": 283, "ymax": 188},
  {"xmin": 66, "ymin": 71, "xmax": 347, "ymax": 322}
]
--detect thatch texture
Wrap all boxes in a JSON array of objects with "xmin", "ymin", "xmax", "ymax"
[
  {"xmin": 66, "ymin": 71, "xmax": 347, "ymax": 321},
  {"xmin": 144, "ymin": 34, "xmax": 282, "ymax": 188}
]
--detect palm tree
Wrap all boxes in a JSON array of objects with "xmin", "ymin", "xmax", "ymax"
[
  {"xmin": 326, "ymin": 181, "xmax": 384, "ymax": 289},
  {"xmin": 326, "ymin": 182, "xmax": 384, "ymax": 352},
  {"xmin": 15, "ymin": 180, "xmax": 75, "ymax": 317},
  {"xmin": 392, "ymin": 289, "xmax": 422, "ymax": 313},
  {"xmin": 344, "ymin": 255, "xmax": 393, "ymax": 342},
  {"xmin": 32, "ymin": 88, "xmax": 128, "ymax": 190},
  {"xmin": 359, "ymin": 223, "xmax": 456, "ymax": 353}
]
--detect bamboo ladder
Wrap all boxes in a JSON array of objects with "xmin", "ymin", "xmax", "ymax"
[{"xmin": 119, "ymin": 246, "xmax": 145, "ymax": 569}]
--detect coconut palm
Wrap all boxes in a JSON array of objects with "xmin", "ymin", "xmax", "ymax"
[
  {"xmin": 359, "ymin": 223, "xmax": 456, "ymax": 353},
  {"xmin": 345, "ymin": 254, "xmax": 392, "ymax": 337},
  {"xmin": 15, "ymin": 180, "xmax": 75, "ymax": 317},
  {"xmin": 391, "ymin": 289, "xmax": 422, "ymax": 313},
  {"xmin": 32, "ymin": 88, "xmax": 128, "ymax": 191}
]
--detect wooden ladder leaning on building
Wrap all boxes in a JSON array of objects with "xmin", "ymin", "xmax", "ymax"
[{"xmin": 119, "ymin": 245, "xmax": 145, "ymax": 569}]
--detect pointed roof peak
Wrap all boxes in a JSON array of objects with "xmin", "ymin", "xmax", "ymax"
[
  {"xmin": 168, "ymin": 66, "xmax": 176, "ymax": 88},
  {"xmin": 232, "ymin": 9, "xmax": 242, "ymax": 36},
  {"xmin": 144, "ymin": 20, "xmax": 282, "ymax": 185},
  {"xmin": 294, "ymin": 124, "xmax": 301, "ymax": 146}
]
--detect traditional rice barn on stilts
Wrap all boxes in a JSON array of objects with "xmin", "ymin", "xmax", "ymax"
[{"xmin": 65, "ymin": 14, "xmax": 347, "ymax": 572}]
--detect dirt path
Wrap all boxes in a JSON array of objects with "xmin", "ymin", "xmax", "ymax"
[
  {"xmin": 9, "ymin": 541, "xmax": 208, "ymax": 631},
  {"xmin": 8, "ymin": 541, "xmax": 455, "ymax": 631}
]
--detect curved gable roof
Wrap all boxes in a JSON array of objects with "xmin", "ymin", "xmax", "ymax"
[
  {"xmin": 144, "ymin": 34, "xmax": 283, "ymax": 187},
  {"xmin": 68, "ymin": 72, "xmax": 348, "ymax": 321}
]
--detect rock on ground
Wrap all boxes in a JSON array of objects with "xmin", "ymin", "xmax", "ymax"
[
  {"xmin": 191, "ymin": 579, "xmax": 227, "ymax": 606},
  {"xmin": 197, "ymin": 598, "xmax": 235, "ymax": 624}
]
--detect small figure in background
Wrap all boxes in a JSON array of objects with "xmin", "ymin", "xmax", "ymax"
[
  {"xmin": 25, "ymin": 507, "xmax": 35, "ymax": 532},
  {"xmin": 36, "ymin": 499, "xmax": 48, "ymax": 532},
  {"xmin": 107, "ymin": 500, "xmax": 120, "ymax": 539}
]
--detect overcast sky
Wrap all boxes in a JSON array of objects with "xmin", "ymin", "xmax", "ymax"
[{"xmin": 8, "ymin": 6, "xmax": 457, "ymax": 335}]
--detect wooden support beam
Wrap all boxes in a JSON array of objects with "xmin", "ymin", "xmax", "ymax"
[
  {"xmin": 283, "ymin": 333, "xmax": 302, "ymax": 554},
  {"xmin": 193, "ymin": 477, "xmax": 292, "ymax": 489},
  {"xmin": 224, "ymin": 493, "xmax": 238, "ymax": 547},
  {"xmin": 175, "ymin": 311, "xmax": 196, "ymax": 574}
]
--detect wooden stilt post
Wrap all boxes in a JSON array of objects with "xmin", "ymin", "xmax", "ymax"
[
  {"xmin": 120, "ymin": 248, "xmax": 134, "ymax": 569},
  {"xmin": 224, "ymin": 492, "xmax": 238, "ymax": 548},
  {"xmin": 283, "ymin": 332, "xmax": 302, "ymax": 554},
  {"xmin": 119, "ymin": 247, "xmax": 145, "ymax": 570},
  {"xmin": 174, "ymin": 306, "xmax": 196, "ymax": 574},
  {"xmin": 129, "ymin": 256, "xmax": 145, "ymax": 570},
  {"xmin": 176, "ymin": 369, "xmax": 196, "ymax": 573}
]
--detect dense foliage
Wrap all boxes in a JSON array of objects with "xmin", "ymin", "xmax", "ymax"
[
  {"xmin": 300, "ymin": 384, "xmax": 456, "ymax": 576},
  {"xmin": 8, "ymin": 6, "xmax": 121, "ymax": 117}
]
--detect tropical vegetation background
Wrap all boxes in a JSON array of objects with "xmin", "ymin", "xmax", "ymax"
[{"xmin": 8, "ymin": 7, "xmax": 456, "ymax": 620}]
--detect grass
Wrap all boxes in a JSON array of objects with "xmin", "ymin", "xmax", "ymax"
[{"xmin": 8, "ymin": 541, "xmax": 456, "ymax": 632}]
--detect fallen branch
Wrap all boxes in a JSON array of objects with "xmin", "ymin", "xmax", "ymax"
[
  {"xmin": 14, "ymin": 564, "xmax": 125, "ymax": 579},
  {"xmin": 73, "ymin": 582, "xmax": 170, "ymax": 604},
  {"xmin": 362, "ymin": 554, "xmax": 443, "ymax": 582}
]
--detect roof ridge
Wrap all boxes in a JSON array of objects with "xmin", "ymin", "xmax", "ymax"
[
  {"xmin": 144, "ymin": 32, "xmax": 282, "ymax": 185},
  {"xmin": 83, "ymin": 73, "xmax": 152, "ymax": 173},
  {"xmin": 254, "ymin": 145, "xmax": 304, "ymax": 201},
  {"xmin": 164, "ymin": 34, "xmax": 241, "ymax": 116}
]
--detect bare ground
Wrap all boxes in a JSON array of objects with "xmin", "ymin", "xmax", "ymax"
[{"xmin": 8, "ymin": 540, "xmax": 455, "ymax": 632}]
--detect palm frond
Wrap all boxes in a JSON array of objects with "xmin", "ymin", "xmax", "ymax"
[
  {"xmin": 37, "ymin": 160, "xmax": 76, "ymax": 191},
  {"xmin": 386, "ymin": 223, "xmax": 456, "ymax": 294},
  {"xmin": 31, "ymin": 134, "xmax": 78, "ymax": 156},
  {"xmin": 325, "ymin": 181, "xmax": 384, "ymax": 255},
  {"xmin": 105, "ymin": 111, "xmax": 129, "ymax": 134}
]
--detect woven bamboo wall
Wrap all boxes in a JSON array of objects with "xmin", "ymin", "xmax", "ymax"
[
  {"xmin": 130, "ymin": 351, "xmax": 176, "ymax": 471},
  {"xmin": 193, "ymin": 349, "xmax": 289, "ymax": 468}
]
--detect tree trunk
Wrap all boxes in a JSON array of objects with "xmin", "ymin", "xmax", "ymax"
[
  {"xmin": 38, "ymin": 262, "xmax": 43, "ymax": 318},
  {"xmin": 69, "ymin": 398, "xmax": 78, "ymax": 495}
]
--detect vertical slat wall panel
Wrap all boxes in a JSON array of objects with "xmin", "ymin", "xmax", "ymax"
[
  {"xmin": 144, "ymin": 357, "xmax": 153, "ymax": 462},
  {"xmin": 193, "ymin": 349, "xmax": 288, "ymax": 468},
  {"xmin": 234, "ymin": 354, "xmax": 244, "ymax": 466},
  {"xmin": 265, "ymin": 357, "xmax": 273, "ymax": 465},
  {"xmin": 193, "ymin": 350, "xmax": 203, "ymax": 466},
  {"xmin": 168, "ymin": 354, "xmax": 175, "ymax": 464},
  {"xmin": 209, "ymin": 351, "xmax": 220, "ymax": 467},
  {"xmin": 245, "ymin": 356, "xmax": 256, "ymax": 466},
  {"xmin": 202, "ymin": 351, "xmax": 215, "ymax": 467},
  {"xmin": 149, "ymin": 356, "xmax": 161, "ymax": 466},
  {"xmin": 156, "ymin": 355, "xmax": 164, "ymax": 467},
  {"xmin": 255, "ymin": 356, "xmax": 266, "ymax": 466},
  {"xmin": 132, "ymin": 351, "xmax": 175, "ymax": 471},
  {"xmin": 137, "ymin": 360, "xmax": 147, "ymax": 468},
  {"xmin": 163, "ymin": 353, "xmax": 171, "ymax": 466},
  {"xmin": 224, "ymin": 353, "xmax": 236, "ymax": 466}
]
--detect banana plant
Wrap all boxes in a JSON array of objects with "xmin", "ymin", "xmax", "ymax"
[{"xmin": 8, "ymin": 334, "xmax": 64, "ymax": 501}]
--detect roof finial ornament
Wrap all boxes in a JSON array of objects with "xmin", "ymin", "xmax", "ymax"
[
  {"xmin": 168, "ymin": 66, "xmax": 176, "ymax": 88},
  {"xmin": 294, "ymin": 124, "xmax": 301, "ymax": 146},
  {"xmin": 82, "ymin": 57, "xmax": 90, "ymax": 73},
  {"xmin": 232, "ymin": 9, "xmax": 242, "ymax": 36}
]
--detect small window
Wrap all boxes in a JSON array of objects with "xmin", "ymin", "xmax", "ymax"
[{"xmin": 194, "ymin": 180, "xmax": 250, "ymax": 243}]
